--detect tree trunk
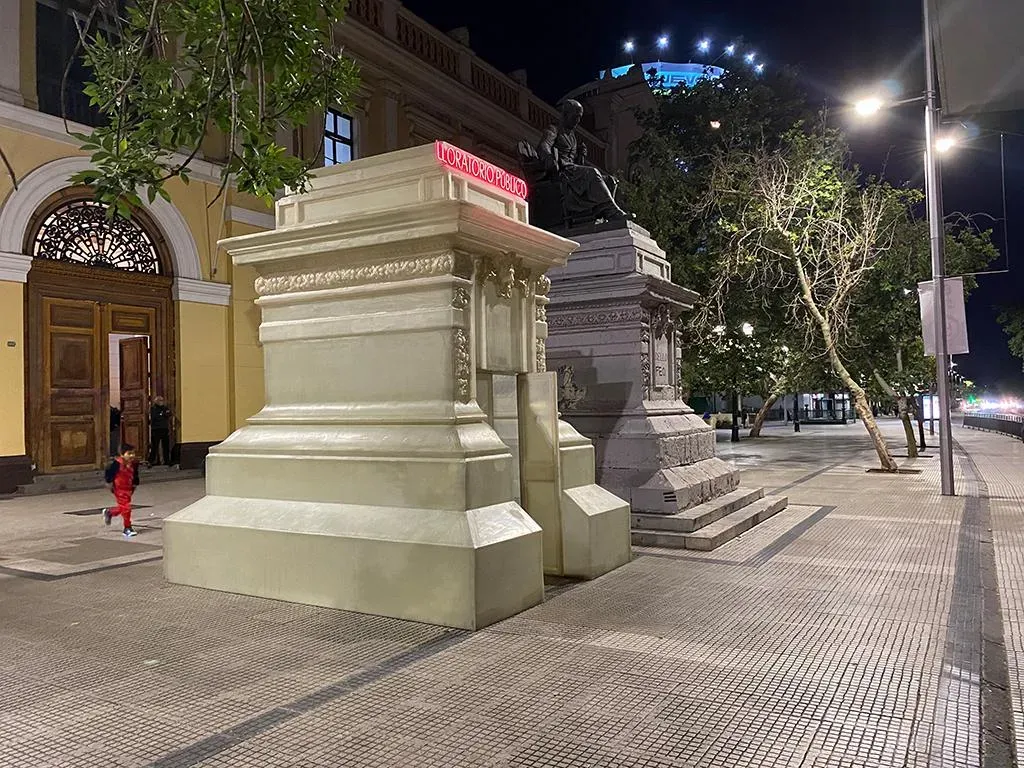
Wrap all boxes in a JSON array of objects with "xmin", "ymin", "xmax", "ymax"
[
  {"xmin": 749, "ymin": 391, "xmax": 782, "ymax": 438},
  {"xmin": 899, "ymin": 398, "xmax": 918, "ymax": 459},
  {"xmin": 795, "ymin": 258, "xmax": 898, "ymax": 471},
  {"xmin": 872, "ymin": 370, "xmax": 917, "ymax": 459}
]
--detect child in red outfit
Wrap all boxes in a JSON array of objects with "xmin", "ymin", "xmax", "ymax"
[{"xmin": 103, "ymin": 444, "xmax": 140, "ymax": 538}]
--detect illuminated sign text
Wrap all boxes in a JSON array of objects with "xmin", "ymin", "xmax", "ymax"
[{"xmin": 435, "ymin": 141, "xmax": 528, "ymax": 200}]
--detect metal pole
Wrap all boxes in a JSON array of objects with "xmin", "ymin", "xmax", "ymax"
[
  {"xmin": 793, "ymin": 393, "xmax": 801, "ymax": 433},
  {"xmin": 731, "ymin": 387, "xmax": 740, "ymax": 443},
  {"xmin": 923, "ymin": 0, "xmax": 955, "ymax": 495}
]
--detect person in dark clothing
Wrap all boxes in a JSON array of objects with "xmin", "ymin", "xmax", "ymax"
[
  {"xmin": 148, "ymin": 396, "xmax": 172, "ymax": 466},
  {"xmin": 103, "ymin": 444, "xmax": 140, "ymax": 537},
  {"xmin": 109, "ymin": 406, "xmax": 121, "ymax": 457}
]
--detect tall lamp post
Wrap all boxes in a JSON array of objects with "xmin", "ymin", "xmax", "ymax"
[{"xmin": 852, "ymin": 0, "xmax": 955, "ymax": 495}]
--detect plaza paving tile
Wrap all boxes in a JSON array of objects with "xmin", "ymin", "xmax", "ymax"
[{"xmin": 0, "ymin": 420, "xmax": 1020, "ymax": 767}]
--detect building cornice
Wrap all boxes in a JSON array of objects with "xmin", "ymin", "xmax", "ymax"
[
  {"xmin": 0, "ymin": 101, "xmax": 225, "ymax": 185},
  {"xmin": 0, "ymin": 251, "xmax": 33, "ymax": 283},
  {"xmin": 224, "ymin": 205, "xmax": 275, "ymax": 230},
  {"xmin": 172, "ymin": 277, "xmax": 232, "ymax": 306}
]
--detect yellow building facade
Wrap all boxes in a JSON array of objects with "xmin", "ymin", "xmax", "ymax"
[{"xmin": 0, "ymin": 0, "xmax": 607, "ymax": 491}]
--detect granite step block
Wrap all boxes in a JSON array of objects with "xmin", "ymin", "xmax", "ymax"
[{"xmin": 631, "ymin": 496, "xmax": 788, "ymax": 551}]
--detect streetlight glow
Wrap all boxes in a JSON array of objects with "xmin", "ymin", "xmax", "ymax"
[
  {"xmin": 725, "ymin": 43, "xmax": 736, "ymax": 55},
  {"xmin": 741, "ymin": 322, "xmax": 754, "ymax": 336},
  {"xmin": 854, "ymin": 97, "xmax": 884, "ymax": 116},
  {"xmin": 697, "ymin": 38, "xmax": 711, "ymax": 53},
  {"xmin": 755, "ymin": 63, "xmax": 765, "ymax": 74},
  {"xmin": 657, "ymin": 34, "xmax": 669, "ymax": 50},
  {"xmin": 745, "ymin": 52, "xmax": 756, "ymax": 64},
  {"xmin": 935, "ymin": 136, "xmax": 957, "ymax": 153},
  {"xmin": 709, "ymin": 120, "xmax": 722, "ymax": 129},
  {"xmin": 623, "ymin": 40, "xmax": 635, "ymax": 53}
]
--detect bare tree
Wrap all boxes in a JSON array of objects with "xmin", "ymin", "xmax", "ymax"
[{"xmin": 704, "ymin": 126, "xmax": 906, "ymax": 471}]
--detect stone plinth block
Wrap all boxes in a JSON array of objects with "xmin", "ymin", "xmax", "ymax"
[
  {"xmin": 164, "ymin": 143, "xmax": 630, "ymax": 630},
  {"xmin": 547, "ymin": 223, "xmax": 735, "ymax": 514}
]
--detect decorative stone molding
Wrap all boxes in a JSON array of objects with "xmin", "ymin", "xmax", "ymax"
[
  {"xmin": 535, "ymin": 339, "xmax": 547, "ymax": 372},
  {"xmin": 535, "ymin": 303, "xmax": 547, "ymax": 323},
  {"xmin": 172, "ymin": 277, "xmax": 232, "ymax": 306},
  {"xmin": 0, "ymin": 101, "xmax": 223, "ymax": 185},
  {"xmin": 535, "ymin": 274, "xmax": 551, "ymax": 297},
  {"xmin": 224, "ymin": 206, "xmax": 275, "ymax": 230},
  {"xmin": 453, "ymin": 329, "xmax": 472, "ymax": 401},
  {"xmin": 0, "ymin": 156, "xmax": 202, "ymax": 280},
  {"xmin": 0, "ymin": 252, "xmax": 33, "ymax": 283},
  {"xmin": 480, "ymin": 253, "xmax": 532, "ymax": 299},
  {"xmin": 651, "ymin": 304, "xmax": 673, "ymax": 338},
  {"xmin": 254, "ymin": 253, "xmax": 470, "ymax": 296},
  {"xmin": 640, "ymin": 324, "xmax": 651, "ymax": 392},
  {"xmin": 546, "ymin": 307, "xmax": 646, "ymax": 330},
  {"xmin": 557, "ymin": 365, "xmax": 586, "ymax": 412},
  {"xmin": 451, "ymin": 286, "xmax": 471, "ymax": 309}
]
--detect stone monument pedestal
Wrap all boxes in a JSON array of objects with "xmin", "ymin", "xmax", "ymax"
[
  {"xmin": 163, "ymin": 144, "xmax": 630, "ymax": 631},
  {"xmin": 546, "ymin": 223, "xmax": 786, "ymax": 550}
]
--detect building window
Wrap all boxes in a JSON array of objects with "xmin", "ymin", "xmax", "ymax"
[
  {"xmin": 32, "ymin": 199, "xmax": 161, "ymax": 275},
  {"xmin": 35, "ymin": 0, "xmax": 109, "ymax": 127},
  {"xmin": 324, "ymin": 109, "xmax": 355, "ymax": 166}
]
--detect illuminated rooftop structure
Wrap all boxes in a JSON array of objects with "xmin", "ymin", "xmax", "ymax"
[{"xmin": 603, "ymin": 61, "xmax": 725, "ymax": 92}]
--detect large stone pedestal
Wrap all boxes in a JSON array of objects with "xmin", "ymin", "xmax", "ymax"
[
  {"xmin": 546, "ymin": 224, "xmax": 786, "ymax": 548},
  {"xmin": 164, "ymin": 144, "xmax": 630, "ymax": 631}
]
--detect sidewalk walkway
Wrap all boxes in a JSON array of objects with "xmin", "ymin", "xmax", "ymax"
[{"xmin": 0, "ymin": 421, "xmax": 1020, "ymax": 767}]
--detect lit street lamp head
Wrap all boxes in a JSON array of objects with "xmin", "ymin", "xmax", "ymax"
[
  {"xmin": 725, "ymin": 43, "xmax": 736, "ymax": 55},
  {"xmin": 657, "ymin": 35, "xmax": 669, "ymax": 50},
  {"xmin": 741, "ymin": 322, "xmax": 754, "ymax": 336},
  {"xmin": 935, "ymin": 136, "xmax": 957, "ymax": 153},
  {"xmin": 854, "ymin": 97, "xmax": 884, "ymax": 116},
  {"xmin": 623, "ymin": 40, "xmax": 635, "ymax": 53},
  {"xmin": 697, "ymin": 38, "xmax": 711, "ymax": 53}
]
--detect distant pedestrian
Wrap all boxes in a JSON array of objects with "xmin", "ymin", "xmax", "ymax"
[
  {"xmin": 103, "ymin": 444, "xmax": 140, "ymax": 538},
  {"xmin": 148, "ymin": 396, "xmax": 172, "ymax": 466}
]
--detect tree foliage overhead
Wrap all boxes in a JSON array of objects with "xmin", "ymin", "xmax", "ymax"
[
  {"xmin": 624, "ymin": 66, "xmax": 812, "ymax": 291},
  {"xmin": 66, "ymin": 0, "xmax": 359, "ymax": 216},
  {"xmin": 998, "ymin": 305, "xmax": 1024, "ymax": 370}
]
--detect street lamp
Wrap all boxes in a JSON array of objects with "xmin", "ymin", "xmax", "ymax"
[
  {"xmin": 848, "ymin": 0, "xmax": 956, "ymax": 495},
  {"xmin": 656, "ymin": 35, "xmax": 669, "ymax": 51}
]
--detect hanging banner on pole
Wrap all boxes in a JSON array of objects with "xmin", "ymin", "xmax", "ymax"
[{"xmin": 918, "ymin": 277, "xmax": 969, "ymax": 356}]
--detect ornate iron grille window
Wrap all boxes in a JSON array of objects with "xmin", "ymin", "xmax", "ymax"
[{"xmin": 32, "ymin": 199, "xmax": 161, "ymax": 274}]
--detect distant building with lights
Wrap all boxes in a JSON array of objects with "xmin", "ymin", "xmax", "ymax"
[{"xmin": 565, "ymin": 61, "xmax": 724, "ymax": 172}]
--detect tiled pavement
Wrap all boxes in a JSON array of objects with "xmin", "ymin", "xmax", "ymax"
[{"xmin": 0, "ymin": 420, "xmax": 1021, "ymax": 767}]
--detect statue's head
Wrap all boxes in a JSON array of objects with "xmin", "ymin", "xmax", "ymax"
[{"xmin": 560, "ymin": 99, "xmax": 584, "ymax": 129}]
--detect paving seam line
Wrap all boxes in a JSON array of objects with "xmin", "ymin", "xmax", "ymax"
[
  {"xmin": 146, "ymin": 628, "xmax": 470, "ymax": 768},
  {"xmin": 954, "ymin": 438, "xmax": 1018, "ymax": 767}
]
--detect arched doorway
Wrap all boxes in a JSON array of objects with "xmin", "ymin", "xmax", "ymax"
[{"xmin": 25, "ymin": 189, "xmax": 176, "ymax": 474}]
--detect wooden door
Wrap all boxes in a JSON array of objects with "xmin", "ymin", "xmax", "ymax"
[
  {"xmin": 119, "ymin": 337, "xmax": 150, "ymax": 458},
  {"xmin": 41, "ymin": 298, "xmax": 102, "ymax": 473}
]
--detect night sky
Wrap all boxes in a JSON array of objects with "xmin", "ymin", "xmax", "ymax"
[{"xmin": 405, "ymin": 0, "xmax": 1024, "ymax": 392}]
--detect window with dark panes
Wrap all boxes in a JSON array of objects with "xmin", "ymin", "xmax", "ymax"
[
  {"xmin": 35, "ymin": 0, "xmax": 114, "ymax": 127},
  {"xmin": 324, "ymin": 109, "xmax": 355, "ymax": 166}
]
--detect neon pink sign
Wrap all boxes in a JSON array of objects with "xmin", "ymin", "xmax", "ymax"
[{"xmin": 435, "ymin": 141, "xmax": 528, "ymax": 200}]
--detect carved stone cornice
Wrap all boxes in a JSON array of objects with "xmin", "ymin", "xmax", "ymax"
[
  {"xmin": 253, "ymin": 252, "xmax": 473, "ymax": 296},
  {"xmin": 546, "ymin": 307, "xmax": 646, "ymax": 330}
]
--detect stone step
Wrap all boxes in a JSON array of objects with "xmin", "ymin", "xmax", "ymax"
[
  {"xmin": 631, "ymin": 487, "xmax": 764, "ymax": 533},
  {"xmin": 631, "ymin": 496, "xmax": 788, "ymax": 551},
  {"xmin": 16, "ymin": 466, "xmax": 203, "ymax": 497}
]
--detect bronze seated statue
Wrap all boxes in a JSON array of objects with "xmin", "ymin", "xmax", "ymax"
[{"xmin": 517, "ymin": 99, "xmax": 632, "ymax": 232}]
